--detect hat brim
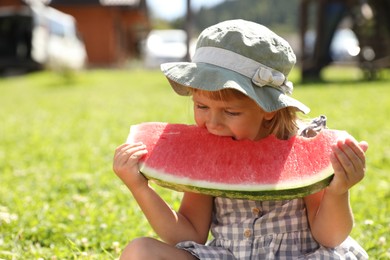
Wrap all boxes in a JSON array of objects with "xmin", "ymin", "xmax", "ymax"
[{"xmin": 161, "ymin": 62, "xmax": 310, "ymax": 114}]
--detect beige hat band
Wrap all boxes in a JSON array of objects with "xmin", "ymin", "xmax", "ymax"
[{"xmin": 192, "ymin": 46, "xmax": 294, "ymax": 95}]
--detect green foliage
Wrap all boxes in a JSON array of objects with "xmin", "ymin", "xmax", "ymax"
[
  {"xmin": 177, "ymin": 0, "xmax": 300, "ymax": 33},
  {"xmin": 0, "ymin": 68, "xmax": 389, "ymax": 259}
]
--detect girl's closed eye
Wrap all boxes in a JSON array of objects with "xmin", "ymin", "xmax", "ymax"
[
  {"xmin": 196, "ymin": 103, "xmax": 209, "ymax": 110},
  {"xmin": 224, "ymin": 110, "xmax": 241, "ymax": 116}
]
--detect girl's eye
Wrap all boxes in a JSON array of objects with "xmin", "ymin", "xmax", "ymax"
[
  {"xmin": 196, "ymin": 104, "xmax": 208, "ymax": 110},
  {"xmin": 225, "ymin": 110, "xmax": 241, "ymax": 116}
]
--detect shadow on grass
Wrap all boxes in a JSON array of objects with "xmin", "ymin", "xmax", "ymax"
[
  {"xmin": 298, "ymin": 66, "xmax": 390, "ymax": 86},
  {"xmin": 0, "ymin": 68, "xmax": 90, "ymax": 89}
]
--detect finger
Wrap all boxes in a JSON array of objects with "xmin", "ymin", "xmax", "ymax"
[
  {"xmin": 113, "ymin": 144, "xmax": 147, "ymax": 173},
  {"xmin": 114, "ymin": 143, "xmax": 146, "ymax": 162},
  {"xmin": 115, "ymin": 142, "xmax": 145, "ymax": 155},
  {"xmin": 329, "ymin": 148, "xmax": 359, "ymax": 195},
  {"xmin": 358, "ymin": 140, "xmax": 368, "ymax": 153},
  {"xmin": 342, "ymin": 139, "xmax": 366, "ymax": 168},
  {"xmin": 333, "ymin": 143, "xmax": 355, "ymax": 173},
  {"xmin": 116, "ymin": 142, "xmax": 144, "ymax": 152},
  {"xmin": 336, "ymin": 141, "xmax": 367, "ymax": 184},
  {"xmin": 342, "ymin": 137, "xmax": 368, "ymax": 156},
  {"xmin": 330, "ymin": 151, "xmax": 347, "ymax": 176},
  {"xmin": 128, "ymin": 149, "xmax": 148, "ymax": 161}
]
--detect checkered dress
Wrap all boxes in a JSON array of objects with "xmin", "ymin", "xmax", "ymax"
[
  {"xmin": 176, "ymin": 117, "xmax": 368, "ymax": 259},
  {"xmin": 176, "ymin": 198, "xmax": 368, "ymax": 259}
]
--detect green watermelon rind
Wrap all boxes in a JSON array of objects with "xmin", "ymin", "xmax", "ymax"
[{"xmin": 140, "ymin": 163, "xmax": 335, "ymax": 200}]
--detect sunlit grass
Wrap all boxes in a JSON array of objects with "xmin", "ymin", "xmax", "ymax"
[{"xmin": 0, "ymin": 67, "xmax": 389, "ymax": 259}]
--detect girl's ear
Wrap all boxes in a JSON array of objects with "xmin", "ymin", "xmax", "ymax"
[{"xmin": 264, "ymin": 111, "xmax": 277, "ymax": 120}]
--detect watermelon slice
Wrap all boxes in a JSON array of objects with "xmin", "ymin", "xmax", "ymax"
[{"xmin": 127, "ymin": 122, "xmax": 348, "ymax": 200}]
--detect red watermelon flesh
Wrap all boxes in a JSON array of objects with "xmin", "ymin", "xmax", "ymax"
[{"xmin": 127, "ymin": 122, "xmax": 348, "ymax": 200}]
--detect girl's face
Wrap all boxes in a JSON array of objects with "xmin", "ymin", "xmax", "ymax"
[{"xmin": 192, "ymin": 91, "xmax": 275, "ymax": 141}]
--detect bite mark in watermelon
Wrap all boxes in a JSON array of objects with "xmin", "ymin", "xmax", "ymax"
[{"xmin": 127, "ymin": 122, "xmax": 348, "ymax": 200}]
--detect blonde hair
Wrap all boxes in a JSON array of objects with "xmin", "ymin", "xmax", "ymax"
[
  {"xmin": 190, "ymin": 88, "xmax": 299, "ymax": 140},
  {"xmin": 265, "ymin": 107, "xmax": 300, "ymax": 140}
]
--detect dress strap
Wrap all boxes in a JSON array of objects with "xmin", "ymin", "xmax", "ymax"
[{"xmin": 299, "ymin": 115, "xmax": 327, "ymax": 138}]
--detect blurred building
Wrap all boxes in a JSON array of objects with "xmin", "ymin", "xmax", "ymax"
[{"xmin": 50, "ymin": 0, "xmax": 150, "ymax": 66}]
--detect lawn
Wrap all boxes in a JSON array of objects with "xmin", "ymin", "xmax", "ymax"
[{"xmin": 0, "ymin": 67, "xmax": 389, "ymax": 259}]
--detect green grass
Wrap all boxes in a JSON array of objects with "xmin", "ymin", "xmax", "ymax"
[{"xmin": 0, "ymin": 67, "xmax": 389, "ymax": 259}]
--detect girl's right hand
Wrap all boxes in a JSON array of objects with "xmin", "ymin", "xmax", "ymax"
[{"xmin": 113, "ymin": 142, "xmax": 148, "ymax": 190}]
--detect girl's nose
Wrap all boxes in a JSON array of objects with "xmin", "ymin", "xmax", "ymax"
[{"xmin": 206, "ymin": 112, "xmax": 222, "ymax": 130}]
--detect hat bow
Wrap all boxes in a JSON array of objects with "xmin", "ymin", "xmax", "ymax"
[{"xmin": 252, "ymin": 67, "xmax": 293, "ymax": 95}]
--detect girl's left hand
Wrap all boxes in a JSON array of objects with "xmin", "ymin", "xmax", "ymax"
[{"xmin": 328, "ymin": 137, "xmax": 368, "ymax": 196}]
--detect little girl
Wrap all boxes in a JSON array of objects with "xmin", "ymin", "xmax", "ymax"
[{"xmin": 113, "ymin": 20, "xmax": 369, "ymax": 259}]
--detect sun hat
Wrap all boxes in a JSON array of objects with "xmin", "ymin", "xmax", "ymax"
[{"xmin": 160, "ymin": 19, "xmax": 310, "ymax": 114}]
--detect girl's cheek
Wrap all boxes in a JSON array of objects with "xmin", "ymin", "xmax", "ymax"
[{"xmin": 194, "ymin": 112, "xmax": 204, "ymax": 126}]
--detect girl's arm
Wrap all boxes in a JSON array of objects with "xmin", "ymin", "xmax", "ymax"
[
  {"xmin": 304, "ymin": 138, "xmax": 368, "ymax": 248},
  {"xmin": 113, "ymin": 142, "xmax": 213, "ymax": 245},
  {"xmin": 131, "ymin": 185, "xmax": 213, "ymax": 245}
]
